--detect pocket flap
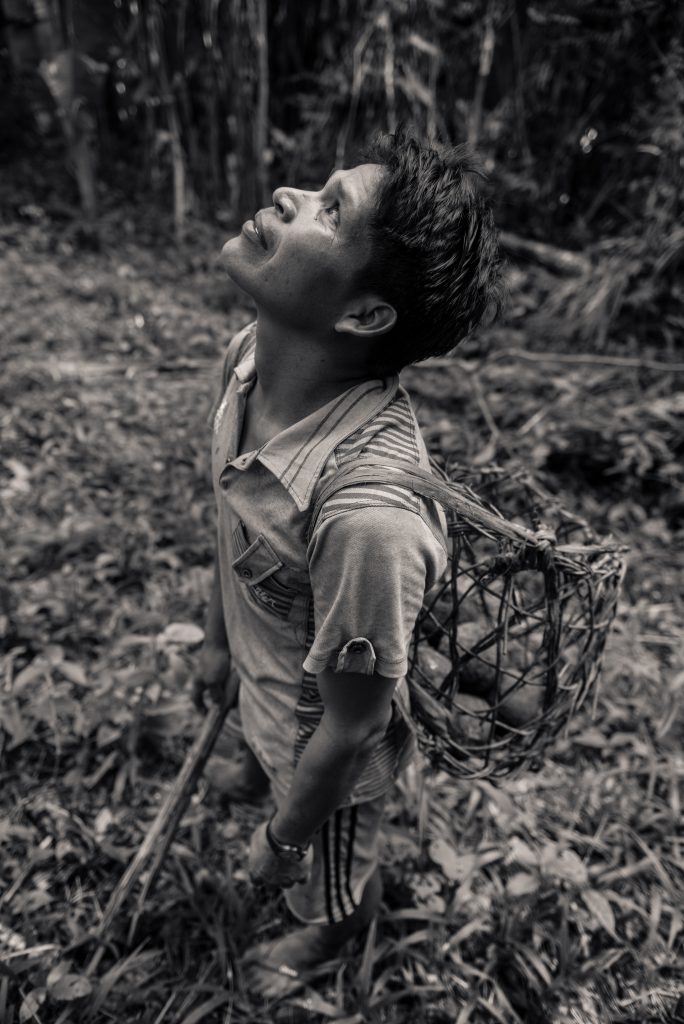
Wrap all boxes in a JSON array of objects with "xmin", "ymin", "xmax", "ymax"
[{"xmin": 232, "ymin": 533, "xmax": 283, "ymax": 585}]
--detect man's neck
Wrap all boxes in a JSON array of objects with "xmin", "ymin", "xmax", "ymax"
[{"xmin": 252, "ymin": 311, "xmax": 387, "ymax": 428}]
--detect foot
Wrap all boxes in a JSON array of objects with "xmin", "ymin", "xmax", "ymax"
[
  {"xmin": 242, "ymin": 868, "xmax": 383, "ymax": 1000},
  {"xmin": 204, "ymin": 747, "xmax": 270, "ymax": 802},
  {"xmin": 241, "ymin": 926, "xmax": 340, "ymax": 1000}
]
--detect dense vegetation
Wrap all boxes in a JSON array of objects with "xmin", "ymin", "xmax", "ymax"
[{"xmin": 1, "ymin": 1, "xmax": 683, "ymax": 1022}]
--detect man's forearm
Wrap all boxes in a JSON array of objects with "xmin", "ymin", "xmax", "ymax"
[
  {"xmin": 204, "ymin": 556, "xmax": 228, "ymax": 650},
  {"xmin": 269, "ymin": 712, "xmax": 388, "ymax": 848}
]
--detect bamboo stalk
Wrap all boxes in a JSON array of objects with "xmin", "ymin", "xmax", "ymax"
[
  {"xmin": 253, "ymin": 0, "xmax": 270, "ymax": 209},
  {"xmin": 468, "ymin": 4, "xmax": 496, "ymax": 148}
]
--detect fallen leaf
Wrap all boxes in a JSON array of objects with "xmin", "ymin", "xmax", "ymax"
[
  {"xmin": 506, "ymin": 872, "xmax": 539, "ymax": 898},
  {"xmin": 158, "ymin": 622, "xmax": 204, "ymax": 646},
  {"xmin": 429, "ymin": 839, "xmax": 476, "ymax": 881},
  {"xmin": 0, "ymin": 922, "xmax": 27, "ymax": 952},
  {"xmin": 46, "ymin": 961, "xmax": 71, "ymax": 988},
  {"xmin": 582, "ymin": 889, "xmax": 616, "ymax": 935},
  {"xmin": 505, "ymin": 836, "xmax": 539, "ymax": 868},
  {"xmin": 19, "ymin": 989, "xmax": 46, "ymax": 1022},
  {"xmin": 49, "ymin": 972, "xmax": 92, "ymax": 1002},
  {"xmin": 540, "ymin": 845, "xmax": 589, "ymax": 887},
  {"xmin": 57, "ymin": 661, "xmax": 88, "ymax": 686},
  {"xmin": 94, "ymin": 807, "xmax": 114, "ymax": 836}
]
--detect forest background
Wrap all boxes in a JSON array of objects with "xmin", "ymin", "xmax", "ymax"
[{"xmin": 1, "ymin": 1, "xmax": 683, "ymax": 1022}]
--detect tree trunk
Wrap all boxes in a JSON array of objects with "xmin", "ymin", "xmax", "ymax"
[{"xmin": 253, "ymin": 0, "xmax": 269, "ymax": 209}]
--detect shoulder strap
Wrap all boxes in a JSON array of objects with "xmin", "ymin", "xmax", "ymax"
[
  {"xmin": 307, "ymin": 455, "xmax": 614, "ymax": 568},
  {"xmin": 308, "ymin": 456, "xmax": 515, "ymax": 542}
]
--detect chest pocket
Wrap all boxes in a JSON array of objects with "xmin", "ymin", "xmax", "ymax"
[{"xmin": 231, "ymin": 521, "xmax": 309, "ymax": 623}]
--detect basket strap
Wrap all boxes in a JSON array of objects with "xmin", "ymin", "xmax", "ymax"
[
  {"xmin": 307, "ymin": 456, "xmax": 536, "ymax": 547},
  {"xmin": 307, "ymin": 456, "xmax": 625, "ymax": 572}
]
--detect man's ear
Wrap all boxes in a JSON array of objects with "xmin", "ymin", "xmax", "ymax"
[{"xmin": 335, "ymin": 300, "xmax": 397, "ymax": 338}]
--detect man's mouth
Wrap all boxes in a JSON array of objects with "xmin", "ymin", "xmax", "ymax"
[
  {"xmin": 241, "ymin": 214, "xmax": 268, "ymax": 250},
  {"xmin": 254, "ymin": 212, "xmax": 267, "ymax": 248}
]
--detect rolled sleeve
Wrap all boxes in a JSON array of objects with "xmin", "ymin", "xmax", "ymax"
[
  {"xmin": 335, "ymin": 637, "xmax": 377, "ymax": 674},
  {"xmin": 303, "ymin": 505, "xmax": 447, "ymax": 679}
]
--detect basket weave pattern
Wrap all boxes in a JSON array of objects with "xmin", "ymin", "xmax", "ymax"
[{"xmin": 409, "ymin": 463, "xmax": 625, "ymax": 779}]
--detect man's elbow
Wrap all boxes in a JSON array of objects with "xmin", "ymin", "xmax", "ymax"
[
  {"xmin": 339, "ymin": 712, "xmax": 393, "ymax": 753},
  {"xmin": 321, "ymin": 709, "xmax": 393, "ymax": 755}
]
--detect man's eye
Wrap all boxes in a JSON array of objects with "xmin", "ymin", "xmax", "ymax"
[{"xmin": 325, "ymin": 201, "xmax": 340, "ymax": 225}]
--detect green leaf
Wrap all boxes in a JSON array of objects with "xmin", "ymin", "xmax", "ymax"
[
  {"xmin": 506, "ymin": 836, "xmax": 538, "ymax": 868},
  {"xmin": 19, "ymin": 989, "xmax": 46, "ymax": 1022},
  {"xmin": 12, "ymin": 660, "xmax": 48, "ymax": 691},
  {"xmin": 289, "ymin": 991, "xmax": 343, "ymax": 1018},
  {"xmin": 49, "ymin": 972, "xmax": 92, "ymax": 1002},
  {"xmin": 46, "ymin": 962, "xmax": 70, "ymax": 988},
  {"xmin": 429, "ymin": 839, "xmax": 475, "ymax": 881},
  {"xmin": 179, "ymin": 992, "xmax": 232, "ymax": 1024},
  {"xmin": 58, "ymin": 661, "xmax": 88, "ymax": 686},
  {"xmin": 159, "ymin": 622, "xmax": 204, "ymax": 645},
  {"xmin": 0, "ymin": 922, "xmax": 27, "ymax": 952},
  {"xmin": 1, "ymin": 699, "xmax": 34, "ymax": 748},
  {"xmin": 506, "ymin": 872, "xmax": 539, "ymax": 898},
  {"xmin": 357, "ymin": 915, "xmax": 377, "ymax": 999},
  {"xmin": 582, "ymin": 889, "xmax": 616, "ymax": 935},
  {"xmin": 540, "ymin": 845, "xmax": 588, "ymax": 886}
]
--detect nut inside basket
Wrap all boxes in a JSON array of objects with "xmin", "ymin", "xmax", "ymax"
[{"xmin": 409, "ymin": 464, "xmax": 624, "ymax": 778}]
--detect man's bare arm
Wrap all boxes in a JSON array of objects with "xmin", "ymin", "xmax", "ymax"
[
  {"xmin": 193, "ymin": 553, "xmax": 234, "ymax": 709},
  {"xmin": 268, "ymin": 667, "xmax": 397, "ymax": 847}
]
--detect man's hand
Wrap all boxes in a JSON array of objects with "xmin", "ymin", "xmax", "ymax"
[
  {"xmin": 192, "ymin": 642, "xmax": 237, "ymax": 711},
  {"xmin": 247, "ymin": 822, "xmax": 313, "ymax": 889}
]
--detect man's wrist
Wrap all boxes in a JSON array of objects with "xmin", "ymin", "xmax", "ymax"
[{"xmin": 266, "ymin": 816, "xmax": 310, "ymax": 860}]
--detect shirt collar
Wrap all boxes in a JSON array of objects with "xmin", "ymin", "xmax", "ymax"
[{"xmin": 231, "ymin": 347, "xmax": 400, "ymax": 512}]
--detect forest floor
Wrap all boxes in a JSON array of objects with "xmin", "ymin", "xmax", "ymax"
[{"xmin": 1, "ymin": 165, "xmax": 683, "ymax": 1023}]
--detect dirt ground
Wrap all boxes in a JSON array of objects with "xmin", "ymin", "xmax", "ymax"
[{"xmin": 1, "ymin": 185, "xmax": 683, "ymax": 1022}]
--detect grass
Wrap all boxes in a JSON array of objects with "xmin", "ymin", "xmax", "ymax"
[{"xmin": 0, "ymin": 191, "xmax": 683, "ymax": 1023}]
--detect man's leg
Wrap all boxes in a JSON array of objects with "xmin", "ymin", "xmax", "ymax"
[
  {"xmin": 206, "ymin": 740, "xmax": 271, "ymax": 801},
  {"xmin": 243, "ymin": 795, "xmax": 386, "ymax": 998},
  {"xmin": 206, "ymin": 704, "xmax": 271, "ymax": 801}
]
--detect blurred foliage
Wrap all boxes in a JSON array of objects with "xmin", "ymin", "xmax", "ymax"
[
  {"xmin": 1, "ymin": 0, "xmax": 682, "ymax": 347},
  {"xmin": 0, "ymin": 0, "xmax": 681, "ymax": 227}
]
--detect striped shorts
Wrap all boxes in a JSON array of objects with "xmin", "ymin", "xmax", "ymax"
[
  {"xmin": 271, "ymin": 777, "xmax": 386, "ymax": 926},
  {"xmin": 221, "ymin": 708, "xmax": 388, "ymax": 925}
]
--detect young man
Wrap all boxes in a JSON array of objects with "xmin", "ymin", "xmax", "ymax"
[{"xmin": 195, "ymin": 128, "xmax": 503, "ymax": 998}]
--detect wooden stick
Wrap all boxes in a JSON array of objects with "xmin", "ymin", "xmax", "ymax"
[{"xmin": 94, "ymin": 698, "xmax": 230, "ymax": 941}]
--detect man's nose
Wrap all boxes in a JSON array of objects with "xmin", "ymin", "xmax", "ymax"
[{"xmin": 272, "ymin": 187, "xmax": 298, "ymax": 222}]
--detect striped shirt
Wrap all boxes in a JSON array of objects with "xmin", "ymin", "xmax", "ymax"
[{"xmin": 212, "ymin": 321, "xmax": 447, "ymax": 804}]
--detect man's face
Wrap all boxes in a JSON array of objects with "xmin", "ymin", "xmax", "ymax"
[{"xmin": 220, "ymin": 163, "xmax": 384, "ymax": 332}]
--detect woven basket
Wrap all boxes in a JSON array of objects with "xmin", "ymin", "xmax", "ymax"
[{"xmin": 408, "ymin": 460, "xmax": 625, "ymax": 779}]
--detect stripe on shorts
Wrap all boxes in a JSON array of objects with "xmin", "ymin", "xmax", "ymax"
[{"xmin": 322, "ymin": 808, "xmax": 359, "ymax": 923}]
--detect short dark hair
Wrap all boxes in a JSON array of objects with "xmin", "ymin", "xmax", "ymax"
[{"xmin": 360, "ymin": 126, "xmax": 504, "ymax": 368}]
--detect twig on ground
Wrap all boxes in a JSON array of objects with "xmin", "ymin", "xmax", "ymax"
[
  {"xmin": 499, "ymin": 230, "xmax": 591, "ymax": 275},
  {"xmin": 420, "ymin": 350, "xmax": 684, "ymax": 373}
]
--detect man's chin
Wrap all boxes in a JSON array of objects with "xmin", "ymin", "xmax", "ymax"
[
  {"xmin": 219, "ymin": 234, "xmax": 241, "ymax": 263},
  {"xmin": 218, "ymin": 236, "xmax": 251, "ymax": 281}
]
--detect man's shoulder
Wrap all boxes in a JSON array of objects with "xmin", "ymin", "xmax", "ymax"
[
  {"xmin": 312, "ymin": 387, "xmax": 448, "ymax": 548},
  {"xmin": 334, "ymin": 387, "xmax": 421, "ymax": 468},
  {"xmin": 322, "ymin": 387, "xmax": 424, "ymax": 518}
]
